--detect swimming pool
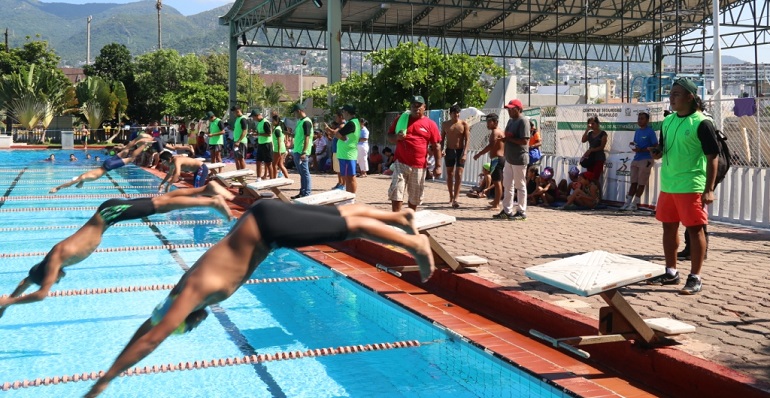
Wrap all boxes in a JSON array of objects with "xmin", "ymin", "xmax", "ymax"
[{"xmin": 0, "ymin": 150, "xmax": 574, "ymax": 397}]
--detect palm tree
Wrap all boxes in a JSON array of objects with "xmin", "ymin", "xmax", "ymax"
[
  {"xmin": 75, "ymin": 76, "xmax": 118, "ymax": 135},
  {"xmin": 261, "ymin": 82, "xmax": 286, "ymax": 111}
]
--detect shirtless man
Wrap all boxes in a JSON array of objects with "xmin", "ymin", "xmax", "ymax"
[
  {"xmin": 157, "ymin": 151, "xmax": 210, "ymax": 192},
  {"xmin": 85, "ymin": 200, "xmax": 433, "ymax": 397},
  {"xmin": 0, "ymin": 183, "xmax": 234, "ymax": 319},
  {"xmin": 49, "ymin": 135, "xmax": 153, "ymax": 193},
  {"xmin": 440, "ymin": 104, "xmax": 470, "ymax": 208},
  {"xmin": 473, "ymin": 113, "xmax": 505, "ymax": 210}
]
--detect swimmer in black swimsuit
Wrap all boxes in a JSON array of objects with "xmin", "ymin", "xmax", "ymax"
[
  {"xmin": 0, "ymin": 183, "xmax": 234, "ymax": 319},
  {"xmin": 86, "ymin": 201, "xmax": 434, "ymax": 397},
  {"xmin": 49, "ymin": 135, "xmax": 154, "ymax": 194}
]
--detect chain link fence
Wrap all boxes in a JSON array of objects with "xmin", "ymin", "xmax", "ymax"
[{"xmin": 705, "ymin": 97, "xmax": 770, "ymax": 168}]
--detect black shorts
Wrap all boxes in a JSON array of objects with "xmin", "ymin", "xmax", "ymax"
[
  {"xmin": 257, "ymin": 143, "xmax": 273, "ymax": 163},
  {"xmin": 490, "ymin": 157, "xmax": 505, "ymax": 182},
  {"xmin": 97, "ymin": 198, "xmax": 157, "ymax": 226},
  {"xmin": 27, "ymin": 257, "xmax": 66, "ymax": 286},
  {"xmin": 444, "ymin": 148, "xmax": 465, "ymax": 168},
  {"xmin": 234, "ymin": 142, "xmax": 247, "ymax": 160},
  {"xmin": 209, "ymin": 144, "xmax": 223, "ymax": 152},
  {"xmin": 249, "ymin": 200, "xmax": 348, "ymax": 248}
]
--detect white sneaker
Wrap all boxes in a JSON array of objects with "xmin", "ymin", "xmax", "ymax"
[
  {"xmin": 627, "ymin": 203, "xmax": 638, "ymax": 211},
  {"xmin": 619, "ymin": 203, "xmax": 629, "ymax": 211}
]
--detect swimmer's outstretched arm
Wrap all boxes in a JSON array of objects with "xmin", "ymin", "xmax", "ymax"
[
  {"xmin": 86, "ymin": 289, "xmax": 204, "ymax": 397},
  {"xmin": 0, "ymin": 268, "xmax": 58, "ymax": 318}
]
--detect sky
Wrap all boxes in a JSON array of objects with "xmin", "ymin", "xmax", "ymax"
[{"xmin": 39, "ymin": 0, "xmax": 234, "ymax": 16}]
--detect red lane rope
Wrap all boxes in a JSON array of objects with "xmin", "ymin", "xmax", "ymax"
[
  {"xmin": 0, "ymin": 276, "xmax": 324, "ymax": 300},
  {"xmin": 0, "ymin": 219, "xmax": 224, "ymax": 232},
  {"xmin": 0, "ymin": 206, "xmax": 99, "ymax": 213},
  {"xmin": 0, "ymin": 340, "xmax": 424, "ymax": 391},
  {"xmin": 0, "ymin": 243, "xmax": 215, "ymax": 258},
  {"xmin": 0, "ymin": 193, "xmax": 162, "ymax": 202},
  {"xmin": 9, "ymin": 185, "xmax": 161, "ymax": 191}
]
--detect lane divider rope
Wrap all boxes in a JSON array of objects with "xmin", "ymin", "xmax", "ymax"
[
  {"xmin": 0, "ymin": 276, "xmax": 324, "ymax": 300},
  {"xmin": 0, "ymin": 340, "xmax": 425, "ymax": 391},
  {"xmin": 0, "ymin": 243, "xmax": 215, "ymax": 258},
  {"xmin": 0, "ymin": 206, "xmax": 99, "ymax": 213},
  {"xmin": 0, "ymin": 193, "xmax": 162, "ymax": 202},
  {"xmin": 2, "ymin": 179, "xmax": 158, "ymax": 183},
  {"xmin": 8, "ymin": 185, "xmax": 161, "ymax": 191},
  {"xmin": 0, "ymin": 219, "xmax": 224, "ymax": 232}
]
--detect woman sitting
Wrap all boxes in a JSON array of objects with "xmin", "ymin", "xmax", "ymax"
[
  {"xmin": 560, "ymin": 171, "xmax": 600, "ymax": 210},
  {"xmin": 530, "ymin": 166, "xmax": 557, "ymax": 206}
]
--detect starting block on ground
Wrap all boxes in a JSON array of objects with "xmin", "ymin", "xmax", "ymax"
[
  {"xmin": 525, "ymin": 251, "xmax": 696, "ymax": 358},
  {"xmin": 245, "ymin": 178, "xmax": 294, "ymax": 202},
  {"xmin": 294, "ymin": 190, "xmax": 355, "ymax": 206}
]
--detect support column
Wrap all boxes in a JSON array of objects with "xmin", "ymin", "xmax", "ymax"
[
  {"xmin": 229, "ymin": 25, "xmax": 239, "ymax": 113},
  {"xmin": 327, "ymin": 0, "xmax": 342, "ymax": 85}
]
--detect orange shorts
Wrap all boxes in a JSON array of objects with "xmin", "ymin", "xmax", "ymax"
[{"xmin": 655, "ymin": 192, "xmax": 708, "ymax": 227}]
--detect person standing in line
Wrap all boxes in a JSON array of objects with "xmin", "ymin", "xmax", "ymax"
[
  {"xmin": 290, "ymin": 104, "xmax": 314, "ymax": 199},
  {"xmin": 335, "ymin": 104, "xmax": 361, "ymax": 194},
  {"xmin": 206, "ymin": 111, "xmax": 225, "ymax": 164},
  {"xmin": 231, "ymin": 106, "xmax": 249, "ymax": 170},
  {"xmin": 386, "ymin": 95, "xmax": 442, "ymax": 212},
  {"xmin": 357, "ymin": 118, "xmax": 370, "ymax": 177},
  {"xmin": 250, "ymin": 108, "xmax": 273, "ymax": 180},
  {"xmin": 441, "ymin": 104, "xmax": 470, "ymax": 209},
  {"xmin": 326, "ymin": 110, "xmax": 347, "ymax": 190},
  {"xmin": 620, "ymin": 111, "xmax": 658, "ymax": 211},
  {"xmin": 647, "ymin": 78, "xmax": 719, "ymax": 295},
  {"xmin": 494, "ymin": 99, "xmax": 529, "ymax": 221},
  {"xmin": 271, "ymin": 113, "xmax": 290, "ymax": 179},
  {"xmin": 472, "ymin": 113, "xmax": 505, "ymax": 211}
]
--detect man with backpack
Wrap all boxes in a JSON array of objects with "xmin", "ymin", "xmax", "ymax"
[{"xmin": 647, "ymin": 78, "xmax": 720, "ymax": 295}]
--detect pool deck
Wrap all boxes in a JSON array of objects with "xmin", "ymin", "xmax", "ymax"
[{"xmin": 152, "ymin": 163, "xmax": 770, "ymax": 398}]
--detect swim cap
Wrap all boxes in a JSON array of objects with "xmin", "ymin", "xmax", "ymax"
[
  {"xmin": 541, "ymin": 167, "xmax": 554, "ymax": 180},
  {"xmin": 482, "ymin": 163, "xmax": 491, "ymax": 171},
  {"xmin": 568, "ymin": 166, "xmax": 580, "ymax": 178}
]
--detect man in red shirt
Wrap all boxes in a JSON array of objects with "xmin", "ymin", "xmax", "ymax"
[{"xmin": 386, "ymin": 95, "xmax": 442, "ymax": 211}]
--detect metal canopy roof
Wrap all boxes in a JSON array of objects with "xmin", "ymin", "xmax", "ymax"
[{"xmin": 220, "ymin": 0, "xmax": 769, "ymax": 63}]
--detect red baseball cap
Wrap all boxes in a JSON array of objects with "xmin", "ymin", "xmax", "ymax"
[
  {"xmin": 504, "ymin": 99, "xmax": 523, "ymax": 110},
  {"xmin": 580, "ymin": 171, "xmax": 595, "ymax": 180}
]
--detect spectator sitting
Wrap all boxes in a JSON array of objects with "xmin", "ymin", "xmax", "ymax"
[
  {"xmin": 381, "ymin": 146, "xmax": 393, "ymax": 171},
  {"xmin": 557, "ymin": 166, "xmax": 581, "ymax": 202},
  {"xmin": 530, "ymin": 166, "xmax": 557, "ymax": 206},
  {"xmin": 467, "ymin": 163, "xmax": 493, "ymax": 199},
  {"xmin": 560, "ymin": 171, "xmax": 600, "ymax": 210},
  {"xmin": 525, "ymin": 166, "xmax": 539, "ymax": 204},
  {"xmin": 368, "ymin": 145, "xmax": 384, "ymax": 174}
]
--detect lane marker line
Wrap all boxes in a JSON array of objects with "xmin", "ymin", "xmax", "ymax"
[
  {"xmin": 0, "ymin": 219, "xmax": 224, "ymax": 232},
  {"xmin": 0, "ymin": 193, "xmax": 162, "ymax": 202},
  {"xmin": 0, "ymin": 243, "xmax": 215, "ymax": 258},
  {"xmin": 0, "ymin": 340, "xmax": 425, "ymax": 391}
]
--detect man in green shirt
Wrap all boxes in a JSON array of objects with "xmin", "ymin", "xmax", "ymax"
[
  {"xmin": 249, "ymin": 108, "xmax": 272, "ymax": 180},
  {"xmin": 206, "ymin": 111, "xmax": 225, "ymax": 164},
  {"xmin": 648, "ymin": 78, "xmax": 719, "ymax": 295},
  {"xmin": 291, "ymin": 104, "xmax": 314, "ymax": 198},
  {"xmin": 231, "ymin": 106, "xmax": 250, "ymax": 170},
  {"xmin": 335, "ymin": 104, "xmax": 361, "ymax": 194}
]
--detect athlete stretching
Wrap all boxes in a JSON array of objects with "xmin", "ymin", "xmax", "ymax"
[
  {"xmin": 49, "ymin": 135, "xmax": 154, "ymax": 193},
  {"xmin": 0, "ymin": 183, "xmax": 234, "ymax": 317},
  {"xmin": 85, "ymin": 200, "xmax": 433, "ymax": 396}
]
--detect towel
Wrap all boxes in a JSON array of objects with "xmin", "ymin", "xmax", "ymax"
[{"xmin": 734, "ymin": 98, "xmax": 756, "ymax": 117}]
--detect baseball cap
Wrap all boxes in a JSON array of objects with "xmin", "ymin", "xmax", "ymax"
[
  {"xmin": 410, "ymin": 95, "xmax": 425, "ymax": 104},
  {"xmin": 673, "ymin": 78, "xmax": 698, "ymax": 96},
  {"xmin": 504, "ymin": 99, "xmax": 523, "ymax": 110},
  {"xmin": 340, "ymin": 104, "xmax": 356, "ymax": 114},
  {"xmin": 541, "ymin": 167, "xmax": 554, "ymax": 180},
  {"xmin": 205, "ymin": 111, "xmax": 215, "ymax": 119},
  {"xmin": 290, "ymin": 103, "xmax": 305, "ymax": 113},
  {"xmin": 249, "ymin": 108, "xmax": 262, "ymax": 117},
  {"xmin": 568, "ymin": 166, "xmax": 580, "ymax": 178}
]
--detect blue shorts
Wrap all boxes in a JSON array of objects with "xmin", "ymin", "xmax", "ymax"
[
  {"xmin": 194, "ymin": 164, "xmax": 209, "ymax": 187},
  {"xmin": 102, "ymin": 156, "xmax": 125, "ymax": 171},
  {"xmin": 338, "ymin": 159, "xmax": 357, "ymax": 176}
]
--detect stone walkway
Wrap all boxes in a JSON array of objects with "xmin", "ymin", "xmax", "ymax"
[{"xmin": 218, "ymin": 163, "xmax": 770, "ymax": 387}]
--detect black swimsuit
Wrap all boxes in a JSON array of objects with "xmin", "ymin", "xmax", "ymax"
[
  {"xmin": 97, "ymin": 198, "xmax": 157, "ymax": 226},
  {"xmin": 248, "ymin": 200, "xmax": 348, "ymax": 249}
]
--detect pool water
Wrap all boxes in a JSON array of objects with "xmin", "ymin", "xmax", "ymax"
[{"xmin": 0, "ymin": 150, "xmax": 573, "ymax": 397}]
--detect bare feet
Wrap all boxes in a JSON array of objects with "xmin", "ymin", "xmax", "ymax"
[
  {"xmin": 204, "ymin": 182, "xmax": 235, "ymax": 201},
  {"xmin": 411, "ymin": 234, "xmax": 435, "ymax": 283},
  {"xmin": 49, "ymin": 187, "xmax": 59, "ymax": 194},
  {"xmin": 452, "ymin": 201, "xmax": 460, "ymax": 209},
  {"xmin": 398, "ymin": 208, "xmax": 418, "ymax": 235},
  {"xmin": 211, "ymin": 195, "xmax": 233, "ymax": 221}
]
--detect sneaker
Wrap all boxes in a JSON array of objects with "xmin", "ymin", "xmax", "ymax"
[
  {"xmin": 677, "ymin": 249, "xmax": 690, "ymax": 260},
  {"xmin": 679, "ymin": 275, "xmax": 702, "ymax": 295},
  {"xmin": 331, "ymin": 183, "xmax": 342, "ymax": 190},
  {"xmin": 619, "ymin": 203, "xmax": 630, "ymax": 211},
  {"xmin": 646, "ymin": 271, "xmax": 681, "ymax": 285},
  {"xmin": 492, "ymin": 210, "xmax": 513, "ymax": 220},
  {"xmin": 290, "ymin": 193, "xmax": 303, "ymax": 200},
  {"xmin": 626, "ymin": 203, "xmax": 638, "ymax": 211},
  {"xmin": 509, "ymin": 211, "xmax": 527, "ymax": 221},
  {"xmin": 335, "ymin": 185, "xmax": 346, "ymax": 190},
  {"xmin": 560, "ymin": 203, "xmax": 578, "ymax": 210}
]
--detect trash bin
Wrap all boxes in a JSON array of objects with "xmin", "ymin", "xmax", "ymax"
[{"xmin": 61, "ymin": 130, "xmax": 74, "ymax": 149}]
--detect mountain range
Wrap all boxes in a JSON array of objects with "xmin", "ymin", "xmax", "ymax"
[
  {"xmin": 3, "ymin": 0, "xmax": 750, "ymax": 72},
  {"xmin": 3, "ymin": 0, "xmax": 232, "ymax": 66}
]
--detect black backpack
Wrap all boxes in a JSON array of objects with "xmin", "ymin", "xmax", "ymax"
[{"xmin": 714, "ymin": 129, "xmax": 731, "ymax": 187}]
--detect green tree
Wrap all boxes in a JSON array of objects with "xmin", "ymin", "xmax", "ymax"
[
  {"xmin": 200, "ymin": 53, "xmax": 261, "ymax": 107},
  {"xmin": 261, "ymin": 82, "xmax": 286, "ymax": 110},
  {"xmin": 133, "ymin": 49, "xmax": 206, "ymax": 122},
  {"xmin": 75, "ymin": 76, "xmax": 118, "ymax": 132},
  {"xmin": 161, "ymin": 81, "xmax": 228, "ymax": 121},
  {"xmin": 0, "ymin": 38, "xmax": 62, "ymax": 76},
  {"xmin": 84, "ymin": 43, "xmax": 137, "ymax": 123}
]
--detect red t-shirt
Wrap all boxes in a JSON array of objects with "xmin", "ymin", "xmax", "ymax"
[{"xmin": 387, "ymin": 114, "xmax": 441, "ymax": 168}]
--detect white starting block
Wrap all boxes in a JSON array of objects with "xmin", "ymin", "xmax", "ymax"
[
  {"xmin": 205, "ymin": 162, "xmax": 226, "ymax": 174},
  {"xmin": 525, "ymin": 251, "xmax": 696, "ymax": 358},
  {"xmin": 382, "ymin": 210, "xmax": 488, "ymax": 275},
  {"xmin": 294, "ymin": 190, "xmax": 355, "ymax": 206},
  {"xmin": 245, "ymin": 178, "xmax": 294, "ymax": 202},
  {"xmin": 214, "ymin": 169, "xmax": 255, "ymax": 190}
]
